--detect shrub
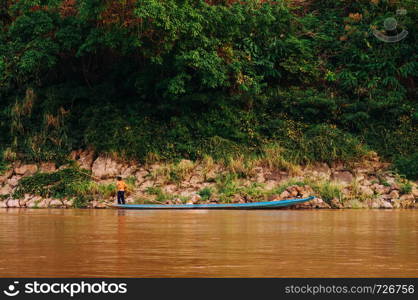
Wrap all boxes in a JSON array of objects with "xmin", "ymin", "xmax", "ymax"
[
  {"xmin": 394, "ymin": 154, "xmax": 418, "ymax": 180},
  {"xmin": 13, "ymin": 167, "xmax": 92, "ymax": 200},
  {"xmin": 145, "ymin": 186, "xmax": 172, "ymax": 203},
  {"xmin": 169, "ymin": 160, "xmax": 196, "ymax": 183},
  {"xmin": 95, "ymin": 183, "xmax": 117, "ymax": 199},
  {"xmin": 0, "ymin": 154, "xmax": 8, "ymax": 175},
  {"xmin": 198, "ymin": 187, "xmax": 213, "ymax": 201},
  {"xmin": 151, "ymin": 160, "xmax": 196, "ymax": 184},
  {"xmin": 258, "ymin": 144, "xmax": 301, "ymax": 174},
  {"xmin": 215, "ymin": 173, "xmax": 239, "ymax": 201},
  {"xmin": 399, "ymin": 182, "xmax": 413, "ymax": 195},
  {"xmin": 73, "ymin": 195, "xmax": 90, "ymax": 209},
  {"xmin": 224, "ymin": 155, "xmax": 256, "ymax": 178},
  {"xmin": 267, "ymin": 178, "xmax": 307, "ymax": 196},
  {"xmin": 312, "ymin": 181, "xmax": 343, "ymax": 205},
  {"xmin": 11, "ymin": 167, "xmax": 128, "ymax": 207},
  {"xmin": 237, "ymin": 183, "xmax": 265, "ymax": 202},
  {"xmin": 298, "ymin": 125, "xmax": 369, "ymax": 164},
  {"xmin": 0, "ymin": 0, "xmax": 416, "ymax": 174}
]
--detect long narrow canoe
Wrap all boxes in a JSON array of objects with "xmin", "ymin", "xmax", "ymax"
[{"xmin": 113, "ymin": 196, "xmax": 315, "ymax": 209}]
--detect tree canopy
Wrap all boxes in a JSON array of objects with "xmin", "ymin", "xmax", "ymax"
[{"xmin": 0, "ymin": 0, "xmax": 417, "ymax": 176}]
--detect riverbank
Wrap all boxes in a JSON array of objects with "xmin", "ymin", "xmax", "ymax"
[{"xmin": 0, "ymin": 149, "xmax": 417, "ymax": 209}]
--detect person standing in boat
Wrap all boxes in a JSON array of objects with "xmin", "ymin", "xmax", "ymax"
[{"xmin": 116, "ymin": 176, "xmax": 127, "ymax": 204}]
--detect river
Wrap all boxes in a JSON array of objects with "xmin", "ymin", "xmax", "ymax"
[{"xmin": 0, "ymin": 209, "xmax": 417, "ymax": 277}]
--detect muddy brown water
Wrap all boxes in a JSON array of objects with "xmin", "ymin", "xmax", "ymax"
[{"xmin": 0, "ymin": 209, "xmax": 417, "ymax": 277}]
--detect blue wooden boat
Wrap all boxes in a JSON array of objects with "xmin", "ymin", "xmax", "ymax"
[{"xmin": 113, "ymin": 196, "xmax": 314, "ymax": 209}]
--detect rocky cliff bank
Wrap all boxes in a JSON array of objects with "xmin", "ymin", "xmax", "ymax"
[{"xmin": 0, "ymin": 150, "xmax": 417, "ymax": 209}]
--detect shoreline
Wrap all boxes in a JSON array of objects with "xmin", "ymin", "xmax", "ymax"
[{"xmin": 1, "ymin": 150, "xmax": 417, "ymax": 210}]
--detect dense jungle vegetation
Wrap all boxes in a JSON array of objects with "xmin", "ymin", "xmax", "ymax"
[{"xmin": 0, "ymin": 0, "xmax": 417, "ymax": 179}]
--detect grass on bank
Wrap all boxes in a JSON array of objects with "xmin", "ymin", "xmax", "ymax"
[
  {"xmin": 12, "ymin": 167, "xmax": 91, "ymax": 207},
  {"xmin": 150, "ymin": 159, "xmax": 197, "ymax": 184},
  {"xmin": 0, "ymin": 149, "xmax": 12, "ymax": 175},
  {"xmin": 6, "ymin": 161, "xmax": 368, "ymax": 207},
  {"xmin": 12, "ymin": 166, "xmax": 134, "ymax": 208},
  {"xmin": 8, "ymin": 138, "xmax": 415, "ymax": 208}
]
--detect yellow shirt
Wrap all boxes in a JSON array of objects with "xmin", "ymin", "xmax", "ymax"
[{"xmin": 117, "ymin": 181, "xmax": 127, "ymax": 192}]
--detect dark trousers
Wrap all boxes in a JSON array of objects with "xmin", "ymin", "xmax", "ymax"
[{"xmin": 117, "ymin": 191, "xmax": 125, "ymax": 204}]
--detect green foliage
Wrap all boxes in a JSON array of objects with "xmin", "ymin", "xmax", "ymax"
[
  {"xmin": 215, "ymin": 173, "xmax": 239, "ymax": 201},
  {"xmin": 237, "ymin": 183, "xmax": 265, "ymax": 202},
  {"xmin": 73, "ymin": 195, "xmax": 90, "ymax": 209},
  {"xmin": 145, "ymin": 186, "xmax": 172, "ymax": 202},
  {"xmin": 198, "ymin": 187, "xmax": 213, "ymax": 201},
  {"xmin": 125, "ymin": 176, "xmax": 136, "ymax": 185},
  {"xmin": 0, "ymin": 0, "xmax": 416, "ymax": 167},
  {"xmin": 268, "ymin": 178, "xmax": 307, "ymax": 196},
  {"xmin": 268, "ymin": 123, "xmax": 369, "ymax": 164},
  {"xmin": 394, "ymin": 153, "xmax": 418, "ymax": 180},
  {"xmin": 13, "ymin": 167, "xmax": 92, "ymax": 206},
  {"xmin": 94, "ymin": 183, "xmax": 117, "ymax": 199},
  {"xmin": 269, "ymin": 178, "xmax": 343, "ymax": 204},
  {"xmin": 0, "ymin": 150, "xmax": 9, "ymax": 175},
  {"xmin": 399, "ymin": 181, "xmax": 413, "ymax": 195},
  {"xmin": 311, "ymin": 181, "xmax": 343, "ymax": 205},
  {"xmin": 296, "ymin": 125, "xmax": 369, "ymax": 164}
]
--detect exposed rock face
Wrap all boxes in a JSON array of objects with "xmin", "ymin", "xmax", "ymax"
[
  {"xmin": 71, "ymin": 149, "xmax": 96, "ymax": 170},
  {"xmin": 190, "ymin": 194, "xmax": 202, "ymax": 204},
  {"xmin": 93, "ymin": 201, "xmax": 107, "ymax": 208},
  {"xmin": 390, "ymin": 183, "xmax": 400, "ymax": 191},
  {"xmin": 255, "ymin": 173, "xmax": 265, "ymax": 183},
  {"xmin": 294, "ymin": 198, "xmax": 330, "ymax": 209},
  {"xmin": 233, "ymin": 194, "xmax": 246, "ymax": 203},
  {"xmin": 398, "ymin": 194, "xmax": 415, "ymax": 208},
  {"xmin": 39, "ymin": 199, "xmax": 51, "ymax": 208},
  {"xmin": 0, "ymin": 169, "xmax": 13, "ymax": 183},
  {"xmin": 360, "ymin": 186, "xmax": 374, "ymax": 197},
  {"xmin": 6, "ymin": 176, "xmax": 20, "ymax": 188},
  {"xmin": 0, "ymin": 184, "xmax": 12, "ymax": 195},
  {"xmin": 121, "ymin": 166, "xmax": 137, "ymax": 177},
  {"xmin": 6, "ymin": 199, "xmax": 20, "ymax": 208},
  {"xmin": 380, "ymin": 200, "xmax": 393, "ymax": 209},
  {"xmin": 413, "ymin": 187, "xmax": 418, "ymax": 198},
  {"xmin": 25, "ymin": 196, "xmax": 43, "ymax": 208},
  {"xmin": 1, "ymin": 149, "xmax": 417, "ymax": 209},
  {"xmin": 330, "ymin": 198, "xmax": 344, "ymax": 209},
  {"xmin": 389, "ymin": 190, "xmax": 399, "ymax": 200},
  {"xmin": 371, "ymin": 183, "xmax": 389, "ymax": 195},
  {"xmin": 362, "ymin": 179, "xmax": 372, "ymax": 186},
  {"xmin": 312, "ymin": 163, "xmax": 331, "ymax": 175},
  {"xmin": 90, "ymin": 156, "xmax": 138, "ymax": 179},
  {"xmin": 331, "ymin": 171, "xmax": 353, "ymax": 184},
  {"xmin": 92, "ymin": 155, "xmax": 124, "ymax": 179},
  {"xmin": 14, "ymin": 164, "xmax": 37, "ymax": 176},
  {"xmin": 279, "ymin": 190, "xmax": 290, "ymax": 199},
  {"xmin": 39, "ymin": 162, "xmax": 56, "ymax": 173},
  {"xmin": 49, "ymin": 199, "xmax": 64, "ymax": 207},
  {"xmin": 303, "ymin": 163, "xmax": 331, "ymax": 180},
  {"xmin": 64, "ymin": 199, "xmax": 73, "ymax": 207}
]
